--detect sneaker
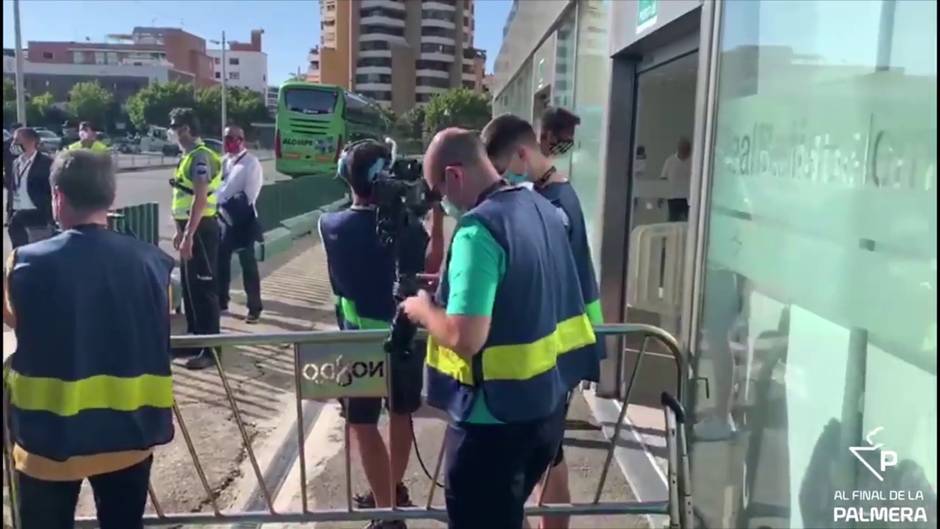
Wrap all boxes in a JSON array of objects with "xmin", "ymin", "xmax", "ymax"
[
  {"xmin": 354, "ymin": 483, "xmax": 414, "ymax": 509},
  {"xmin": 693, "ymin": 415, "xmax": 738, "ymax": 442},
  {"xmin": 184, "ymin": 350, "xmax": 218, "ymax": 371},
  {"xmin": 364, "ymin": 520, "xmax": 406, "ymax": 529},
  {"xmin": 245, "ymin": 312, "xmax": 261, "ymax": 324}
]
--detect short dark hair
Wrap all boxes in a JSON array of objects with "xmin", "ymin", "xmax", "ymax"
[
  {"xmin": 480, "ymin": 113, "xmax": 537, "ymax": 161},
  {"xmin": 540, "ymin": 107, "xmax": 581, "ymax": 134},
  {"xmin": 50, "ymin": 150, "xmax": 116, "ymax": 212},
  {"xmin": 169, "ymin": 107, "xmax": 201, "ymax": 136},
  {"xmin": 78, "ymin": 121, "xmax": 95, "ymax": 131},
  {"xmin": 340, "ymin": 140, "xmax": 390, "ymax": 198},
  {"xmin": 14, "ymin": 127, "xmax": 40, "ymax": 143}
]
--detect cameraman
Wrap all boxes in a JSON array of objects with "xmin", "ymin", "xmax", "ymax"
[
  {"xmin": 318, "ymin": 140, "xmax": 427, "ymax": 529},
  {"xmin": 402, "ymin": 129, "xmax": 596, "ymax": 529}
]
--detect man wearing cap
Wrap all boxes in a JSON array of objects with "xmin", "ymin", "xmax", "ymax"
[
  {"xmin": 67, "ymin": 122, "xmax": 110, "ymax": 152},
  {"xmin": 167, "ymin": 107, "xmax": 223, "ymax": 370}
]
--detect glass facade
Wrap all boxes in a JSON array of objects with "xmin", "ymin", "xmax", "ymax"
[
  {"xmin": 691, "ymin": 2, "xmax": 937, "ymax": 528},
  {"xmin": 569, "ymin": 0, "xmax": 610, "ymax": 270}
]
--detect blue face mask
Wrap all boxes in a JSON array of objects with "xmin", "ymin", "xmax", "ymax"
[{"xmin": 504, "ymin": 172, "xmax": 528, "ymax": 185}]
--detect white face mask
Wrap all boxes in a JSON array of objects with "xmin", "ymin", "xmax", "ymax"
[
  {"xmin": 78, "ymin": 130, "xmax": 91, "ymax": 142},
  {"xmin": 441, "ymin": 197, "xmax": 465, "ymax": 219},
  {"xmin": 167, "ymin": 129, "xmax": 179, "ymax": 145}
]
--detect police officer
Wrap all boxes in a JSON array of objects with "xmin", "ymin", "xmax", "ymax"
[
  {"xmin": 482, "ymin": 114, "xmax": 605, "ymax": 529},
  {"xmin": 402, "ymin": 129, "xmax": 596, "ymax": 529},
  {"xmin": 67, "ymin": 121, "xmax": 110, "ymax": 152},
  {"xmin": 3, "ymin": 150, "xmax": 175, "ymax": 529},
  {"xmin": 319, "ymin": 140, "xmax": 428, "ymax": 529},
  {"xmin": 167, "ymin": 107, "xmax": 223, "ymax": 370}
]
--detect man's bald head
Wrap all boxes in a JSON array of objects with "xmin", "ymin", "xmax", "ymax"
[
  {"xmin": 423, "ymin": 128, "xmax": 499, "ymax": 211},
  {"xmin": 423, "ymin": 128, "xmax": 490, "ymax": 186},
  {"xmin": 224, "ymin": 125, "xmax": 245, "ymax": 140}
]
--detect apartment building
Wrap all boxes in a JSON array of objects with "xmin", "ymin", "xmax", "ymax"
[
  {"xmin": 27, "ymin": 27, "xmax": 216, "ymax": 88},
  {"xmin": 208, "ymin": 29, "xmax": 269, "ymax": 95},
  {"xmin": 312, "ymin": 0, "xmax": 484, "ymax": 113}
]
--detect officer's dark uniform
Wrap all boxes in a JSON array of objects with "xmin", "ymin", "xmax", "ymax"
[
  {"xmin": 319, "ymin": 206, "xmax": 428, "ymax": 423},
  {"xmin": 425, "ymin": 186, "xmax": 596, "ymax": 529},
  {"xmin": 6, "ymin": 225, "xmax": 175, "ymax": 529}
]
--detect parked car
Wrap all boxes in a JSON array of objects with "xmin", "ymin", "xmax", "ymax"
[{"xmin": 34, "ymin": 129, "xmax": 62, "ymax": 152}]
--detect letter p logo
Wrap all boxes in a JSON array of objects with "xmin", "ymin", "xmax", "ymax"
[{"xmin": 881, "ymin": 450, "xmax": 898, "ymax": 474}]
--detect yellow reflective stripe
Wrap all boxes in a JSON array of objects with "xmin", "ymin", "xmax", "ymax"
[
  {"xmin": 426, "ymin": 337, "xmax": 474, "ymax": 385},
  {"xmin": 425, "ymin": 313, "xmax": 596, "ymax": 384},
  {"xmin": 172, "ymin": 145, "xmax": 222, "ymax": 218},
  {"xmin": 8, "ymin": 371, "xmax": 174, "ymax": 417},
  {"xmin": 481, "ymin": 314, "xmax": 596, "ymax": 381}
]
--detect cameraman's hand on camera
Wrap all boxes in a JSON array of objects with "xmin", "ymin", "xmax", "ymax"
[{"xmin": 401, "ymin": 289, "xmax": 434, "ymax": 327}]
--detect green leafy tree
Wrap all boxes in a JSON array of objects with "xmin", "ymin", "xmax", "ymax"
[
  {"xmin": 126, "ymin": 81, "xmax": 196, "ymax": 132},
  {"xmin": 26, "ymin": 92, "xmax": 64, "ymax": 127},
  {"xmin": 398, "ymin": 106, "xmax": 426, "ymax": 141},
  {"xmin": 423, "ymin": 88, "xmax": 492, "ymax": 136},
  {"xmin": 195, "ymin": 85, "xmax": 270, "ymax": 137},
  {"xmin": 67, "ymin": 82, "xmax": 114, "ymax": 129},
  {"xmin": 4, "ymin": 78, "xmax": 18, "ymax": 127}
]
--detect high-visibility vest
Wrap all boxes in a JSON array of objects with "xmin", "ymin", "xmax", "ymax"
[
  {"xmin": 425, "ymin": 187, "xmax": 597, "ymax": 424},
  {"xmin": 319, "ymin": 206, "xmax": 429, "ymax": 330},
  {"xmin": 67, "ymin": 140, "xmax": 109, "ymax": 152},
  {"xmin": 7, "ymin": 225, "xmax": 176, "ymax": 461},
  {"xmin": 537, "ymin": 181, "xmax": 606, "ymax": 386},
  {"xmin": 170, "ymin": 143, "xmax": 222, "ymax": 220}
]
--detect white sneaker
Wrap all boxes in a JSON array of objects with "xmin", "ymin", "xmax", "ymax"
[{"xmin": 693, "ymin": 415, "xmax": 738, "ymax": 442}]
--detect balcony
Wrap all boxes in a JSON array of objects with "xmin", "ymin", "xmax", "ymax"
[
  {"xmin": 361, "ymin": 0, "xmax": 405, "ymax": 10},
  {"xmin": 423, "ymin": 1, "xmax": 456, "ymax": 11},
  {"xmin": 360, "ymin": 15, "xmax": 406, "ymax": 27},
  {"xmin": 416, "ymin": 69, "xmax": 450, "ymax": 79},
  {"xmin": 420, "ymin": 52, "xmax": 455, "ymax": 63},
  {"xmin": 421, "ymin": 18, "xmax": 456, "ymax": 30},
  {"xmin": 357, "ymin": 65, "xmax": 393, "ymax": 75}
]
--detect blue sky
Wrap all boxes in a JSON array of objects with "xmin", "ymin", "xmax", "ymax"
[{"xmin": 2, "ymin": 0, "xmax": 511, "ymax": 85}]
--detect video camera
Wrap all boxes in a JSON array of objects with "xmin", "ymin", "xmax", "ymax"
[{"xmin": 369, "ymin": 138, "xmax": 440, "ymax": 358}]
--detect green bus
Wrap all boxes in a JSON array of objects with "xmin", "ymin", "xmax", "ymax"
[{"xmin": 275, "ymin": 81, "xmax": 388, "ymax": 177}]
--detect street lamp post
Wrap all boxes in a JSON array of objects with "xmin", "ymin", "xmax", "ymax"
[
  {"xmin": 221, "ymin": 31, "xmax": 227, "ymax": 135},
  {"xmin": 211, "ymin": 32, "xmax": 228, "ymax": 136},
  {"xmin": 13, "ymin": 0, "xmax": 27, "ymax": 124}
]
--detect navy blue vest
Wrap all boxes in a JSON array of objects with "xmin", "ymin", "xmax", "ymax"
[
  {"xmin": 8, "ymin": 225, "xmax": 175, "ymax": 461},
  {"xmin": 538, "ymin": 181, "xmax": 605, "ymax": 384},
  {"xmin": 319, "ymin": 207, "xmax": 427, "ymax": 329},
  {"xmin": 426, "ymin": 187, "xmax": 596, "ymax": 423}
]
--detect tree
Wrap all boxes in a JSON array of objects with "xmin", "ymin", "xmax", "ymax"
[
  {"xmin": 423, "ymin": 88, "xmax": 492, "ymax": 137},
  {"xmin": 195, "ymin": 85, "xmax": 270, "ymax": 137},
  {"xmin": 67, "ymin": 82, "xmax": 114, "ymax": 129},
  {"xmin": 3, "ymin": 78, "xmax": 16, "ymax": 127},
  {"xmin": 398, "ymin": 106, "xmax": 425, "ymax": 141},
  {"xmin": 126, "ymin": 81, "xmax": 196, "ymax": 132},
  {"xmin": 26, "ymin": 92, "xmax": 59, "ymax": 126}
]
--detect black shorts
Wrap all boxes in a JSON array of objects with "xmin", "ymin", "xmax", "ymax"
[
  {"xmin": 444, "ymin": 402, "xmax": 567, "ymax": 529},
  {"xmin": 339, "ymin": 339, "xmax": 426, "ymax": 425}
]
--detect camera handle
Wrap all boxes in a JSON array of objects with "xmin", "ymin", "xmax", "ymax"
[{"xmin": 383, "ymin": 273, "xmax": 419, "ymax": 359}]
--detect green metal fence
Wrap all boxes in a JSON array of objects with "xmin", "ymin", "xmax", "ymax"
[
  {"xmin": 255, "ymin": 175, "xmax": 347, "ymax": 232},
  {"xmin": 107, "ymin": 202, "xmax": 160, "ymax": 245}
]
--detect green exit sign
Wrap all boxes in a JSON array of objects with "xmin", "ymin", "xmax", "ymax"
[{"xmin": 637, "ymin": 0, "xmax": 657, "ymax": 33}]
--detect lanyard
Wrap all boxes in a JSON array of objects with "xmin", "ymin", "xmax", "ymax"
[{"xmin": 16, "ymin": 155, "xmax": 34, "ymax": 190}]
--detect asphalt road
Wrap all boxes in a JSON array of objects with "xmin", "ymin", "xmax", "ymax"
[{"xmin": 2, "ymin": 158, "xmax": 284, "ymax": 261}]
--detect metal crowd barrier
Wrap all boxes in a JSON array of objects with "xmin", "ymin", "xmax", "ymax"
[{"xmin": 3, "ymin": 323, "xmax": 693, "ymax": 528}]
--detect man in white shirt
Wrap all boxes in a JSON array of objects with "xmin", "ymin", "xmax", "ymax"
[
  {"xmin": 659, "ymin": 137, "xmax": 692, "ymax": 222},
  {"xmin": 217, "ymin": 125, "xmax": 264, "ymax": 322},
  {"xmin": 8, "ymin": 128, "xmax": 54, "ymax": 248}
]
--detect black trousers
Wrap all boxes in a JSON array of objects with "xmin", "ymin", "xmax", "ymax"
[
  {"xmin": 177, "ymin": 218, "xmax": 221, "ymax": 342},
  {"xmin": 8, "ymin": 210, "xmax": 51, "ymax": 249},
  {"xmin": 217, "ymin": 234, "xmax": 263, "ymax": 315},
  {"xmin": 16, "ymin": 455, "xmax": 153, "ymax": 529},
  {"xmin": 444, "ymin": 402, "xmax": 566, "ymax": 529}
]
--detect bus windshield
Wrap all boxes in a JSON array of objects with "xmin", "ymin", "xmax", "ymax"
[{"xmin": 284, "ymin": 88, "xmax": 337, "ymax": 115}]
